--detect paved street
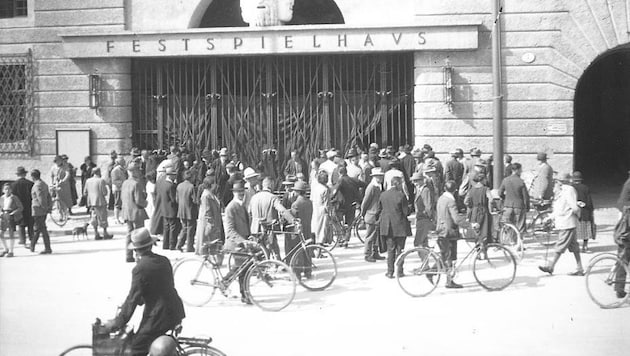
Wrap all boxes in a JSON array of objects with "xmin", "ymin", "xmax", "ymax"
[{"xmin": 1, "ymin": 200, "xmax": 629, "ymax": 356}]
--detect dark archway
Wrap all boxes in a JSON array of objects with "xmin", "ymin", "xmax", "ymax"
[
  {"xmin": 574, "ymin": 49, "xmax": 630, "ymax": 186},
  {"xmin": 198, "ymin": 0, "xmax": 344, "ymax": 28}
]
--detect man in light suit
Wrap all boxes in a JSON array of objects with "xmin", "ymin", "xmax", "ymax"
[
  {"xmin": 532, "ymin": 152, "xmax": 554, "ymax": 200},
  {"xmin": 378, "ymin": 174, "xmax": 411, "ymax": 278},
  {"xmin": 176, "ymin": 171, "xmax": 197, "ymax": 253},
  {"xmin": 361, "ymin": 167, "xmax": 385, "ymax": 262},
  {"xmin": 30, "ymin": 169, "xmax": 53, "ymax": 254},
  {"xmin": 224, "ymin": 181, "xmax": 253, "ymax": 304},
  {"xmin": 498, "ymin": 163, "xmax": 530, "ymax": 233},
  {"xmin": 156, "ymin": 167, "xmax": 179, "ymax": 251},
  {"xmin": 84, "ymin": 168, "xmax": 113, "ymax": 240},
  {"xmin": 436, "ymin": 180, "xmax": 468, "ymax": 288},
  {"xmin": 121, "ymin": 163, "xmax": 149, "ymax": 262}
]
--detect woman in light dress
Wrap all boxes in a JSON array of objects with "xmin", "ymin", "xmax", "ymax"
[
  {"xmin": 311, "ymin": 170, "xmax": 330, "ymax": 245},
  {"xmin": 195, "ymin": 176, "xmax": 224, "ymax": 255}
]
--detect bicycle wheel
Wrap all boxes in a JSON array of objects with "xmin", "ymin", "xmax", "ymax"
[
  {"xmin": 50, "ymin": 199, "xmax": 69, "ymax": 227},
  {"xmin": 531, "ymin": 212, "xmax": 558, "ymax": 246},
  {"xmin": 498, "ymin": 223, "xmax": 524, "ymax": 260},
  {"xmin": 396, "ymin": 247, "xmax": 442, "ymax": 297},
  {"xmin": 183, "ymin": 346, "xmax": 228, "ymax": 356},
  {"xmin": 290, "ymin": 245, "xmax": 337, "ymax": 291},
  {"xmin": 352, "ymin": 216, "xmax": 366, "ymax": 243},
  {"xmin": 58, "ymin": 345, "xmax": 92, "ymax": 355},
  {"xmin": 326, "ymin": 221, "xmax": 343, "ymax": 250},
  {"xmin": 473, "ymin": 243, "xmax": 516, "ymax": 291},
  {"xmin": 460, "ymin": 225, "xmax": 477, "ymax": 249},
  {"xmin": 245, "ymin": 259, "xmax": 296, "ymax": 311},
  {"xmin": 585, "ymin": 254, "xmax": 630, "ymax": 309},
  {"xmin": 173, "ymin": 257, "xmax": 218, "ymax": 307}
]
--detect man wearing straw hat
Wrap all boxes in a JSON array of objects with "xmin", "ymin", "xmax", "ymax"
[{"xmin": 103, "ymin": 227, "xmax": 185, "ymax": 356}]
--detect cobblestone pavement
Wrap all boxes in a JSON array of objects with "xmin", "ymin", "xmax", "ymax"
[{"xmin": 1, "ymin": 199, "xmax": 629, "ymax": 356}]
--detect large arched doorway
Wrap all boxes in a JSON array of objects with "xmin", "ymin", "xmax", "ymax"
[{"xmin": 574, "ymin": 48, "xmax": 630, "ymax": 187}]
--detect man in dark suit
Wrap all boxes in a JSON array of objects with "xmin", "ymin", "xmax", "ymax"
[
  {"xmin": 167, "ymin": 145, "xmax": 184, "ymax": 184},
  {"xmin": 436, "ymin": 180, "xmax": 468, "ymax": 288},
  {"xmin": 444, "ymin": 150, "xmax": 464, "ymax": 190},
  {"xmin": 84, "ymin": 168, "xmax": 113, "ymax": 240},
  {"xmin": 412, "ymin": 172, "xmax": 435, "ymax": 248},
  {"xmin": 503, "ymin": 154, "xmax": 514, "ymax": 178},
  {"xmin": 156, "ymin": 167, "xmax": 179, "ymax": 251},
  {"xmin": 104, "ymin": 228, "xmax": 185, "ymax": 356},
  {"xmin": 333, "ymin": 166, "xmax": 366, "ymax": 247},
  {"xmin": 498, "ymin": 162, "xmax": 530, "ymax": 233},
  {"xmin": 290, "ymin": 181, "xmax": 314, "ymax": 279},
  {"xmin": 121, "ymin": 163, "xmax": 149, "ymax": 262},
  {"xmin": 29, "ymin": 169, "xmax": 52, "ymax": 254},
  {"xmin": 176, "ymin": 171, "xmax": 197, "ymax": 253},
  {"xmin": 12, "ymin": 166, "xmax": 34, "ymax": 246},
  {"xmin": 378, "ymin": 174, "xmax": 411, "ymax": 278},
  {"xmin": 361, "ymin": 167, "xmax": 385, "ymax": 262},
  {"xmin": 283, "ymin": 149, "xmax": 308, "ymax": 182}
]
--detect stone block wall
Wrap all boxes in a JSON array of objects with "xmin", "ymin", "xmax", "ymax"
[
  {"xmin": 413, "ymin": 0, "xmax": 630, "ymax": 176},
  {"xmin": 0, "ymin": 0, "xmax": 130, "ymax": 182}
]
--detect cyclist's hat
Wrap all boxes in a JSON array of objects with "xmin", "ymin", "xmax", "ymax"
[
  {"xmin": 371, "ymin": 167, "xmax": 385, "ymax": 176},
  {"xmin": 128, "ymin": 228, "xmax": 158, "ymax": 250}
]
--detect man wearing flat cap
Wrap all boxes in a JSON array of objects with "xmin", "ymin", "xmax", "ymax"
[
  {"xmin": 121, "ymin": 163, "xmax": 149, "ymax": 262},
  {"xmin": 103, "ymin": 227, "xmax": 185, "ymax": 356},
  {"xmin": 12, "ymin": 166, "xmax": 34, "ymax": 247}
]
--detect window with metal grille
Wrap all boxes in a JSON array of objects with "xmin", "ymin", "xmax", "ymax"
[
  {"xmin": 0, "ymin": 51, "xmax": 33, "ymax": 153},
  {"xmin": 0, "ymin": 0, "xmax": 28, "ymax": 19}
]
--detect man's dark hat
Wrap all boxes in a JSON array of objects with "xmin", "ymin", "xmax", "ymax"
[
  {"xmin": 346, "ymin": 148, "xmax": 359, "ymax": 158},
  {"xmin": 16, "ymin": 166, "xmax": 27, "ymax": 176},
  {"xmin": 127, "ymin": 228, "xmax": 159, "ymax": 250},
  {"xmin": 231, "ymin": 182, "xmax": 245, "ymax": 192},
  {"xmin": 572, "ymin": 171, "xmax": 583, "ymax": 182}
]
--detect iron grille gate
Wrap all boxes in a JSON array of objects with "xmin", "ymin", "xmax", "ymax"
[{"xmin": 132, "ymin": 53, "xmax": 413, "ymax": 168}]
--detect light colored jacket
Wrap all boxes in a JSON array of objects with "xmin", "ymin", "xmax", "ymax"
[{"xmin": 552, "ymin": 184, "xmax": 579, "ymax": 230}]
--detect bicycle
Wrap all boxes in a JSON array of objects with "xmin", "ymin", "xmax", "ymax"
[
  {"xmin": 492, "ymin": 210, "xmax": 524, "ymax": 260},
  {"xmin": 524, "ymin": 198, "xmax": 558, "ymax": 246},
  {"xmin": 585, "ymin": 252, "xmax": 630, "ymax": 308},
  {"xmin": 395, "ymin": 229, "xmax": 517, "ymax": 297},
  {"xmin": 58, "ymin": 319, "xmax": 225, "ymax": 355},
  {"xmin": 50, "ymin": 185, "xmax": 69, "ymax": 227},
  {"xmin": 173, "ymin": 239, "xmax": 297, "ymax": 312},
  {"xmin": 326, "ymin": 202, "xmax": 363, "ymax": 249},
  {"xmin": 268, "ymin": 218, "xmax": 338, "ymax": 291}
]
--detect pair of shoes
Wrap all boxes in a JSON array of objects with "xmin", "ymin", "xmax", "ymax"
[
  {"xmin": 95, "ymin": 235, "xmax": 103, "ymax": 240},
  {"xmin": 365, "ymin": 256, "xmax": 376, "ymax": 263},
  {"xmin": 0, "ymin": 251, "xmax": 7, "ymax": 257},
  {"xmin": 6, "ymin": 252, "xmax": 14, "ymax": 257},
  {"xmin": 616, "ymin": 290, "xmax": 627, "ymax": 299},
  {"xmin": 39, "ymin": 250, "xmax": 52, "ymax": 255},
  {"xmin": 126, "ymin": 257, "xmax": 135, "ymax": 263},
  {"xmin": 445, "ymin": 281, "xmax": 463, "ymax": 289},
  {"xmin": 538, "ymin": 266, "xmax": 553, "ymax": 275},
  {"xmin": 30, "ymin": 246, "xmax": 35, "ymax": 253},
  {"xmin": 372, "ymin": 255, "xmax": 385, "ymax": 260},
  {"xmin": 568, "ymin": 270, "xmax": 584, "ymax": 276},
  {"xmin": 103, "ymin": 234, "xmax": 113, "ymax": 240},
  {"xmin": 385, "ymin": 273, "xmax": 394, "ymax": 279},
  {"xmin": 241, "ymin": 296, "xmax": 253, "ymax": 305}
]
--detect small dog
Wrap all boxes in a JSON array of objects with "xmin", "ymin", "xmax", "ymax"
[{"xmin": 72, "ymin": 223, "xmax": 90, "ymax": 240}]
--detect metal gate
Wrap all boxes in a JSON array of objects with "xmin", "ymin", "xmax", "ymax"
[{"xmin": 131, "ymin": 53, "xmax": 413, "ymax": 167}]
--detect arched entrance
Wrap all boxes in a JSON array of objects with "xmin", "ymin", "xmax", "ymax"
[{"xmin": 574, "ymin": 47, "xmax": 630, "ymax": 186}]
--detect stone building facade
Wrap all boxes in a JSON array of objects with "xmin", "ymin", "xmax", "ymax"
[{"xmin": 1, "ymin": 0, "xmax": 629, "ymax": 182}]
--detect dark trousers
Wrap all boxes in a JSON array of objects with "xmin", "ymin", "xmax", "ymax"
[
  {"xmin": 616, "ymin": 244, "xmax": 630, "ymax": 293},
  {"xmin": 177, "ymin": 218, "xmax": 196, "ymax": 252},
  {"xmin": 162, "ymin": 217, "xmax": 180, "ymax": 250},
  {"xmin": 363, "ymin": 223, "xmax": 379, "ymax": 257},
  {"xmin": 126, "ymin": 220, "xmax": 145, "ymax": 261},
  {"xmin": 385, "ymin": 236, "xmax": 406, "ymax": 275},
  {"xmin": 130, "ymin": 328, "xmax": 169, "ymax": 356},
  {"xmin": 414, "ymin": 218, "xmax": 432, "ymax": 248},
  {"xmin": 503, "ymin": 207, "xmax": 526, "ymax": 233},
  {"xmin": 18, "ymin": 217, "xmax": 34, "ymax": 245},
  {"xmin": 31, "ymin": 215, "xmax": 51, "ymax": 252}
]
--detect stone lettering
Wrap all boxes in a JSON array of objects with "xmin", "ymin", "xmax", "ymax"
[
  {"xmin": 182, "ymin": 38, "xmax": 190, "ymax": 51},
  {"xmin": 234, "ymin": 37, "xmax": 243, "ymax": 49},
  {"xmin": 132, "ymin": 39, "xmax": 140, "ymax": 52},
  {"xmin": 158, "ymin": 39, "xmax": 166, "ymax": 52},
  {"xmin": 364, "ymin": 34, "xmax": 374, "ymax": 47},
  {"xmin": 106, "ymin": 40, "xmax": 114, "ymax": 52},
  {"xmin": 313, "ymin": 35, "xmax": 321, "ymax": 48},
  {"xmin": 285, "ymin": 35, "xmax": 293, "ymax": 49},
  {"xmin": 418, "ymin": 32, "xmax": 426, "ymax": 45},
  {"xmin": 207, "ymin": 38, "xmax": 215, "ymax": 50},
  {"xmin": 392, "ymin": 33, "xmax": 403, "ymax": 45},
  {"xmin": 338, "ymin": 34, "xmax": 347, "ymax": 47}
]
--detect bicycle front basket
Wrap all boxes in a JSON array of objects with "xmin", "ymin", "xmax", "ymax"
[{"xmin": 92, "ymin": 323, "xmax": 134, "ymax": 356}]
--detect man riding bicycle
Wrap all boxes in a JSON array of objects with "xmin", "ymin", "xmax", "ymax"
[{"xmin": 103, "ymin": 228, "xmax": 185, "ymax": 356}]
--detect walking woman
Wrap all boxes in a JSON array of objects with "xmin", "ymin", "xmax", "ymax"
[
  {"xmin": 464, "ymin": 172, "xmax": 494, "ymax": 248},
  {"xmin": 52, "ymin": 155, "xmax": 73, "ymax": 216},
  {"xmin": 572, "ymin": 171, "xmax": 595, "ymax": 253},
  {"xmin": 311, "ymin": 170, "xmax": 330, "ymax": 245},
  {"xmin": 195, "ymin": 176, "xmax": 224, "ymax": 255}
]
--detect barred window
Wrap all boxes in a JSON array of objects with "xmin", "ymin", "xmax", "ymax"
[
  {"xmin": 0, "ymin": 0, "xmax": 27, "ymax": 19},
  {"xmin": 0, "ymin": 51, "xmax": 33, "ymax": 153}
]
